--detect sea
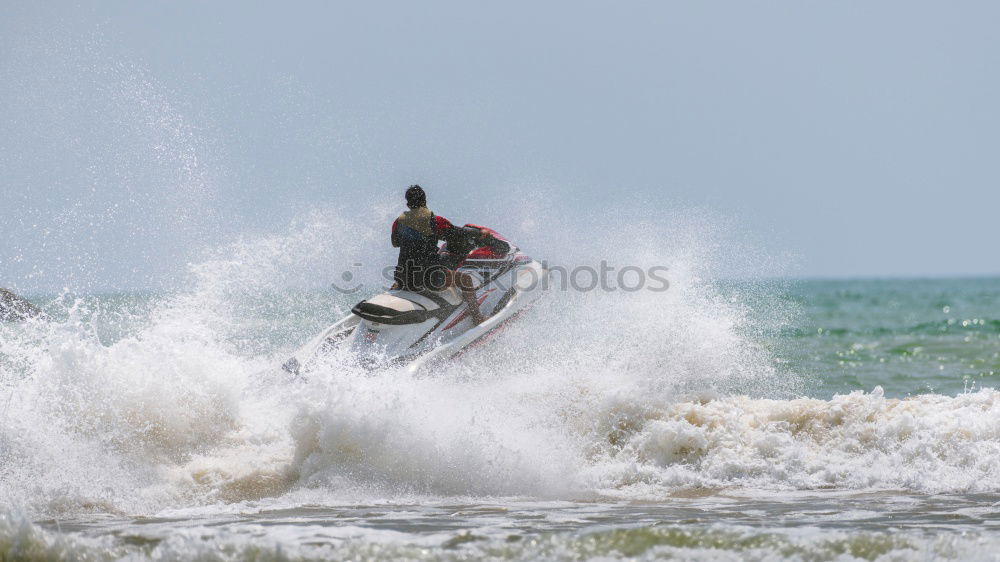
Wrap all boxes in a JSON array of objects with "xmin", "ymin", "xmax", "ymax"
[{"xmin": 2, "ymin": 271, "xmax": 1000, "ymax": 561}]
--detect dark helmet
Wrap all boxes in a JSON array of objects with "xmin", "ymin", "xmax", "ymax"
[{"xmin": 405, "ymin": 184, "xmax": 426, "ymax": 208}]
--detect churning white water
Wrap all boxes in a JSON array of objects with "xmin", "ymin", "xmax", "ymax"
[{"xmin": 3, "ymin": 211, "xmax": 1000, "ymax": 560}]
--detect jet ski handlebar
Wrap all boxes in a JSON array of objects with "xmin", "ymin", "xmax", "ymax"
[
  {"xmin": 456, "ymin": 225, "xmax": 488, "ymax": 238},
  {"xmin": 445, "ymin": 225, "xmax": 511, "ymax": 258}
]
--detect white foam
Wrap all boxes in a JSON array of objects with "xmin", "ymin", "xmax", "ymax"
[
  {"xmin": 584, "ymin": 387, "xmax": 1000, "ymax": 497},
  {"xmin": 2, "ymin": 204, "xmax": 998, "ymax": 524}
]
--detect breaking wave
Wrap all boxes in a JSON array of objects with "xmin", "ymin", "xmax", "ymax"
[{"xmin": 2, "ymin": 206, "xmax": 999, "ymax": 529}]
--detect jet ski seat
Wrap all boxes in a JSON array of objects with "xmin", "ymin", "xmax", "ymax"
[
  {"xmin": 352, "ymin": 301, "xmax": 434, "ymax": 325},
  {"xmin": 351, "ymin": 291, "xmax": 458, "ymax": 325}
]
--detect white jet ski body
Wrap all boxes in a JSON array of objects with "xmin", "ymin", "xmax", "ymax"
[{"xmin": 283, "ymin": 226, "xmax": 547, "ymax": 375}]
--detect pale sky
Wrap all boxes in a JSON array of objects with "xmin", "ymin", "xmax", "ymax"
[{"xmin": 2, "ymin": 1, "xmax": 998, "ymax": 292}]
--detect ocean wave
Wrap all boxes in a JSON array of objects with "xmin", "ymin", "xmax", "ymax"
[
  {"xmin": 585, "ymin": 387, "xmax": 1000, "ymax": 496},
  {"xmin": 4, "ymin": 211, "xmax": 1000, "ymax": 522}
]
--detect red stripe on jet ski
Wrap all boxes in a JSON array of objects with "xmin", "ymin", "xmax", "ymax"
[
  {"xmin": 441, "ymin": 289, "xmax": 495, "ymax": 330},
  {"xmin": 451, "ymin": 308, "xmax": 527, "ymax": 358}
]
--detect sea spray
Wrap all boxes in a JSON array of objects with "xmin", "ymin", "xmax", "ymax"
[
  {"xmin": 1, "ymin": 202, "xmax": 794, "ymax": 516},
  {"xmin": 3, "ymin": 212, "xmax": 1000, "ymax": 561}
]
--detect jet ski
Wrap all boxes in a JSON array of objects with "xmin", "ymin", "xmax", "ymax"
[{"xmin": 283, "ymin": 225, "xmax": 547, "ymax": 375}]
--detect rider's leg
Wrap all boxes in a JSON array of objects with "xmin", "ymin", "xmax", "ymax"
[{"xmin": 445, "ymin": 269, "xmax": 485, "ymax": 325}]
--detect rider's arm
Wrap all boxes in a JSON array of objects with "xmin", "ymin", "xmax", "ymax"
[
  {"xmin": 433, "ymin": 216, "xmax": 456, "ymax": 240},
  {"xmin": 391, "ymin": 220, "xmax": 400, "ymax": 248}
]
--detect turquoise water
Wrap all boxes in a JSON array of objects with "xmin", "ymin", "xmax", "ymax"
[
  {"xmin": 2, "ymin": 276, "xmax": 1000, "ymax": 561},
  {"xmin": 781, "ymin": 278, "xmax": 1000, "ymax": 398}
]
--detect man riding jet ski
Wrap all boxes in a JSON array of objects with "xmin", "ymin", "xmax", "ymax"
[
  {"xmin": 281, "ymin": 185, "xmax": 547, "ymax": 375},
  {"xmin": 391, "ymin": 185, "xmax": 487, "ymax": 325}
]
